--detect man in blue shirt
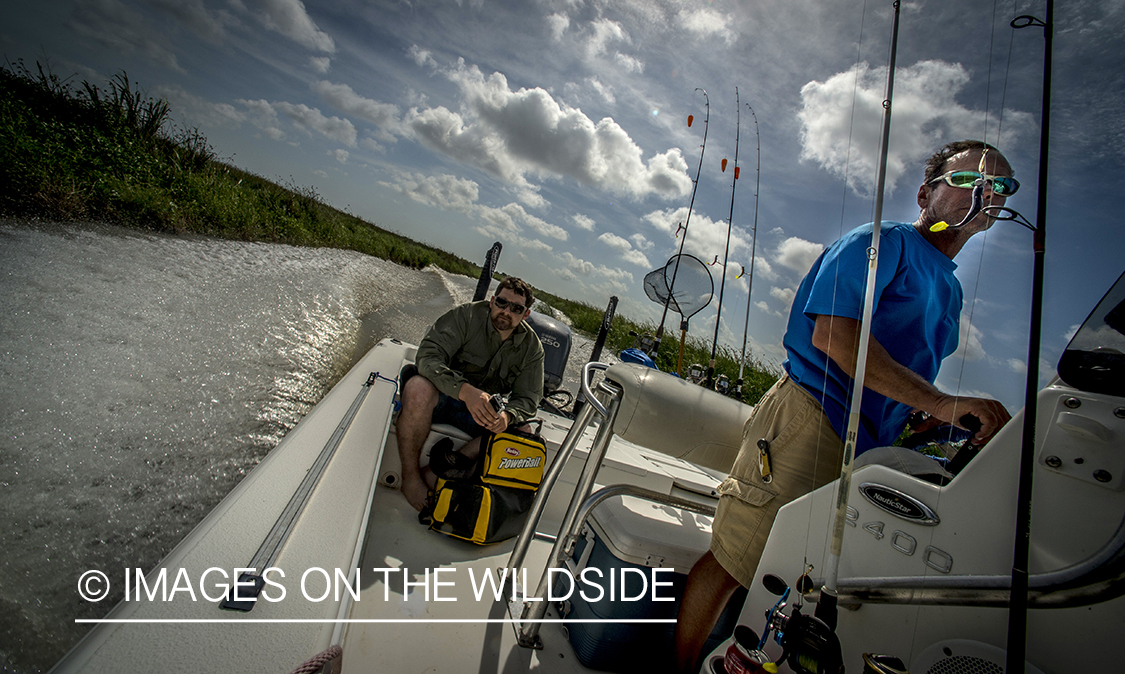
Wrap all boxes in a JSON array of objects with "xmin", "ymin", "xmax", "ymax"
[{"xmin": 674, "ymin": 140, "xmax": 1014, "ymax": 672}]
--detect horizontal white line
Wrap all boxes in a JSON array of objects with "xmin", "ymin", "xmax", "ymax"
[{"xmin": 76, "ymin": 618, "xmax": 677, "ymax": 624}]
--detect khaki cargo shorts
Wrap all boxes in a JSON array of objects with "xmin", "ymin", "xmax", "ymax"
[{"xmin": 711, "ymin": 374, "xmax": 844, "ymax": 588}]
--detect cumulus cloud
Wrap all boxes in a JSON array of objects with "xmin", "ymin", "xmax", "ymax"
[
  {"xmin": 770, "ymin": 286, "xmax": 796, "ymax": 308},
  {"xmin": 573, "ymin": 214, "xmax": 596, "ymax": 231},
  {"xmin": 614, "ymin": 53, "xmax": 645, "ymax": 74},
  {"xmin": 561, "ymin": 251, "xmax": 595, "ymax": 276},
  {"xmin": 642, "ymin": 207, "xmax": 753, "ymax": 267},
  {"xmin": 384, "ymin": 172, "xmax": 480, "ymax": 213},
  {"xmin": 547, "ymin": 12, "xmax": 569, "ymax": 41},
  {"xmin": 499, "ymin": 203, "xmax": 568, "ymax": 240},
  {"xmin": 312, "ymin": 81, "xmax": 400, "ymax": 129},
  {"xmin": 515, "ymin": 186, "xmax": 547, "ymax": 209},
  {"xmin": 588, "ymin": 77, "xmax": 616, "ymax": 105},
  {"xmin": 476, "ymin": 204, "xmax": 525, "ymax": 239},
  {"xmin": 746, "ymin": 256, "xmax": 777, "ymax": 282},
  {"xmin": 238, "ymin": 98, "xmax": 286, "ymax": 139},
  {"xmin": 584, "ymin": 18, "xmax": 629, "ymax": 58},
  {"xmin": 329, "ymin": 148, "xmax": 349, "ymax": 163},
  {"xmin": 558, "ymin": 251, "xmax": 634, "ymax": 287},
  {"xmin": 956, "ymin": 310, "xmax": 987, "ymax": 362},
  {"xmin": 155, "ymin": 85, "xmax": 246, "ymax": 128},
  {"xmin": 798, "ymin": 60, "xmax": 1034, "ymax": 195},
  {"xmin": 406, "ymin": 59, "xmax": 691, "ymax": 200},
  {"xmin": 598, "ymin": 232, "xmax": 651, "ymax": 268},
  {"xmin": 776, "ymin": 237, "xmax": 824, "ymax": 274},
  {"xmin": 382, "ymin": 172, "xmax": 568, "ymax": 242},
  {"xmin": 239, "ymin": 99, "xmax": 357, "ymax": 145},
  {"xmin": 67, "ymin": 0, "xmax": 184, "ymax": 73},
  {"xmin": 407, "ymin": 44, "xmax": 439, "ymax": 69},
  {"xmin": 243, "ymin": 0, "xmax": 335, "ymax": 52},
  {"xmin": 597, "ymin": 232, "xmax": 630, "ymax": 251},
  {"xmin": 678, "ymin": 8, "xmax": 736, "ymax": 46},
  {"xmin": 310, "ymin": 56, "xmax": 331, "ymax": 73},
  {"xmin": 521, "ymin": 239, "xmax": 555, "ymax": 253},
  {"xmin": 272, "ymin": 102, "xmax": 356, "ymax": 146},
  {"xmin": 360, "ymin": 136, "xmax": 385, "ymax": 153},
  {"xmin": 557, "ymin": 267, "xmax": 579, "ymax": 283},
  {"xmin": 630, "ymin": 233, "xmax": 653, "ymax": 252}
]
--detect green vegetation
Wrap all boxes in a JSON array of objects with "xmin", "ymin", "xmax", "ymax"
[
  {"xmin": 0, "ymin": 60, "xmax": 479, "ymax": 275},
  {"xmin": 0, "ymin": 60, "xmax": 779, "ymax": 404}
]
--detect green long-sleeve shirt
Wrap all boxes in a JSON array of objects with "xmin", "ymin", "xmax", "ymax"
[{"xmin": 415, "ymin": 301, "xmax": 545, "ymax": 424}]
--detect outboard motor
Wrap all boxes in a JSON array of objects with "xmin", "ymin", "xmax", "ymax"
[{"xmin": 524, "ymin": 311, "xmax": 571, "ymax": 393}]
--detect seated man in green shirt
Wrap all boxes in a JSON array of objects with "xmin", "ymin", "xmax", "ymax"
[{"xmin": 396, "ymin": 277, "xmax": 545, "ymax": 511}]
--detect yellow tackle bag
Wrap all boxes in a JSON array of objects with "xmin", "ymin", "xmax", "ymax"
[
  {"xmin": 479, "ymin": 422, "xmax": 547, "ymax": 490},
  {"xmin": 427, "ymin": 420, "xmax": 546, "ymax": 545}
]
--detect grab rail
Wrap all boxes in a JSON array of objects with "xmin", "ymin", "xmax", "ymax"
[
  {"xmin": 579, "ymin": 360, "xmax": 609, "ymax": 417},
  {"xmin": 515, "ymin": 370, "xmax": 624, "ymax": 648},
  {"xmin": 506, "ymin": 362, "xmax": 610, "ymax": 573},
  {"xmin": 804, "ymin": 505, "xmax": 1125, "ymax": 609}
]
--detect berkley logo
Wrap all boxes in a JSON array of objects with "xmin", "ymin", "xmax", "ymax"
[
  {"xmin": 505, "ymin": 447, "xmax": 521, "ymax": 457},
  {"xmin": 498, "ymin": 457, "xmax": 542, "ymax": 470},
  {"xmin": 858, "ymin": 483, "xmax": 939, "ymax": 525}
]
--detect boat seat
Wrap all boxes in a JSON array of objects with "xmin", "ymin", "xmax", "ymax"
[
  {"xmin": 429, "ymin": 423, "xmax": 473, "ymax": 442},
  {"xmin": 604, "ymin": 363, "xmax": 753, "ymax": 474}
]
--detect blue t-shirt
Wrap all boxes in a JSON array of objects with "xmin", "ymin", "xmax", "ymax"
[{"xmin": 782, "ymin": 222, "xmax": 962, "ymax": 453}]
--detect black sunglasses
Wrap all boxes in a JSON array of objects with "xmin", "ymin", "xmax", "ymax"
[{"xmin": 492, "ymin": 296, "xmax": 527, "ymax": 314}]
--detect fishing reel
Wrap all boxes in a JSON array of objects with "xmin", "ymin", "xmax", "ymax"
[
  {"xmin": 716, "ymin": 573, "xmax": 843, "ymax": 674},
  {"xmin": 715, "ymin": 374, "xmax": 731, "ymax": 395},
  {"xmin": 688, "ymin": 363, "xmax": 706, "ymax": 383},
  {"xmin": 628, "ymin": 330, "xmax": 657, "ymax": 356}
]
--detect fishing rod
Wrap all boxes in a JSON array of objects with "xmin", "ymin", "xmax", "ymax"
[
  {"xmin": 817, "ymin": 0, "xmax": 901, "ymax": 627},
  {"xmin": 472, "ymin": 242, "xmax": 502, "ymax": 301},
  {"xmin": 705, "ymin": 88, "xmax": 743, "ymax": 389},
  {"xmin": 913, "ymin": 13, "xmax": 1053, "ymax": 670},
  {"xmin": 735, "ymin": 102, "xmax": 761, "ymax": 400},
  {"xmin": 1001, "ymin": 6, "xmax": 1054, "ymax": 673},
  {"xmin": 654, "ymin": 88, "xmax": 709, "ymax": 360}
]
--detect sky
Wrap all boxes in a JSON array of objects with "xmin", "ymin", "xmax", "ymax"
[{"xmin": 4, "ymin": 0, "xmax": 1123, "ymax": 413}]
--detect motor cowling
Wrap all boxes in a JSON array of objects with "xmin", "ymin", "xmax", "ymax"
[{"xmin": 524, "ymin": 311, "xmax": 571, "ymax": 392}]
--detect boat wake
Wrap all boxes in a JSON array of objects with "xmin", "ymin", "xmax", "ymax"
[{"xmin": 0, "ymin": 220, "xmax": 472, "ymax": 673}]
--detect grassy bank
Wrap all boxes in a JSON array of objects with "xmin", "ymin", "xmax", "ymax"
[
  {"xmin": 0, "ymin": 60, "xmax": 778, "ymax": 403},
  {"xmin": 0, "ymin": 60, "xmax": 479, "ymax": 275}
]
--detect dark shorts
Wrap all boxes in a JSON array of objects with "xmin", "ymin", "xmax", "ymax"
[{"xmin": 432, "ymin": 393, "xmax": 487, "ymax": 438}]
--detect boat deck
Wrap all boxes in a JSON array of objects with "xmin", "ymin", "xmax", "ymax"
[
  {"xmin": 341, "ymin": 480, "xmax": 589, "ymax": 673},
  {"xmin": 48, "ymin": 339, "xmax": 730, "ymax": 674}
]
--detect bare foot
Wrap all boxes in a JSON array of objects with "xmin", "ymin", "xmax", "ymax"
[
  {"xmin": 401, "ymin": 473, "xmax": 429, "ymax": 512},
  {"xmin": 421, "ymin": 465, "xmax": 438, "ymax": 489}
]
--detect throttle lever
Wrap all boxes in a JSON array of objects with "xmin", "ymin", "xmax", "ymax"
[{"xmin": 946, "ymin": 413, "xmax": 983, "ymax": 475}]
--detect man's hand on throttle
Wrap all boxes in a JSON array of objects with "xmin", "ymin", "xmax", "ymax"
[{"xmin": 931, "ymin": 396, "xmax": 1012, "ymax": 445}]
